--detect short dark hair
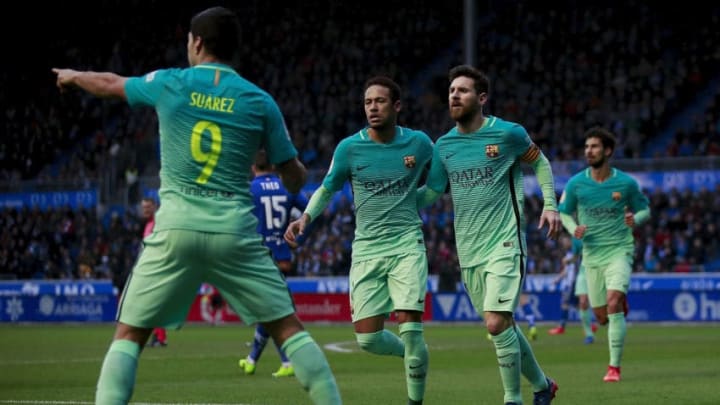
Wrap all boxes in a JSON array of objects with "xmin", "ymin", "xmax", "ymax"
[
  {"xmin": 448, "ymin": 65, "xmax": 490, "ymax": 95},
  {"xmin": 363, "ymin": 76, "xmax": 402, "ymax": 103},
  {"xmin": 190, "ymin": 6, "xmax": 241, "ymax": 62},
  {"xmin": 584, "ymin": 127, "xmax": 616, "ymax": 154}
]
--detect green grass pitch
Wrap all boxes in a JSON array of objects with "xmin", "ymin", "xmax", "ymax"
[{"xmin": 1, "ymin": 323, "xmax": 718, "ymax": 404}]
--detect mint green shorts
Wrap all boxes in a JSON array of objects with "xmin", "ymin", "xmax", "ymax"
[
  {"xmin": 584, "ymin": 248, "xmax": 633, "ymax": 308},
  {"xmin": 118, "ymin": 229, "xmax": 294, "ymax": 329},
  {"xmin": 461, "ymin": 254, "xmax": 524, "ymax": 314},
  {"xmin": 349, "ymin": 251, "xmax": 428, "ymax": 322}
]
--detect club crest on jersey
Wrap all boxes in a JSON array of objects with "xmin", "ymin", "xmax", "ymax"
[
  {"xmin": 485, "ymin": 144, "xmax": 499, "ymax": 158},
  {"xmin": 612, "ymin": 191, "xmax": 622, "ymax": 200},
  {"xmin": 403, "ymin": 155, "xmax": 416, "ymax": 168}
]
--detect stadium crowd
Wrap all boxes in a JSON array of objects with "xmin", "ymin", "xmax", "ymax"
[
  {"xmin": 666, "ymin": 86, "xmax": 720, "ymax": 157},
  {"xmin": 1, "ymin": 1, "xmax": 720, "ymax": 282},
  {"xmin": 2, "ymin": 185, "xmax": 718, "ymax": 285},
  {"xmin": 3, "ymin": 1, "xmax": 720, "ymax": 183},
  {"xmin": 439, "ymin": 2, "xmax": 720, "ymax": 161}
]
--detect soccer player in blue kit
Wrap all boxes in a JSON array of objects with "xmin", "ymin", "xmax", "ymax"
[{"xmin": 239, "ymin": 150, "xmax": 310, "ymax": 377}]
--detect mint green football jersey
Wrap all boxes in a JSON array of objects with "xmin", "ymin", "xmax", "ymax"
[
  {"xmin": 426, "ymin": 116, "xmax": 534, "ymax": 267},
  {"xmin": 322, "ymin": 126, "xmax": 434, "ymax": 260},
  {"xmin": 124, "ymin": 63, "xmax": 297, "ymax": 235},
  {"xmin": 559, "ymin": 168, "xmax": 649, "ymax": 264}
]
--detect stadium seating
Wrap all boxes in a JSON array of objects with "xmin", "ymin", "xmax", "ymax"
[{"xmin": 1, "ymin": 1, "xmax": 719, "ymax": 281}]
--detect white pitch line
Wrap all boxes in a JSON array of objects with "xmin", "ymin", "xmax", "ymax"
[
  {"xmin": 0, "ymin": 402, "xmax": 93, "ymax": 404},
  {"xmin": 0, "ymin": 353, "xmax": 231, "ymax": 367},
  {"xmin": 0, "ymin": 402, "xmax": 92, "ymax": 404},
  {"xmin": 323, "ymin": 340, "xmax": 357, "ymax": 353},
  {"xmin": 0, "ymin": 401, "xmax": 257, "ymax": 405},
  {"xmin": 0, "ymin": 357, "xmax": 103, "ymax": 366}
]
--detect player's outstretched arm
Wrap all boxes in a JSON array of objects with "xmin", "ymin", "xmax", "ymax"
[{"xmin": 51, "ymin": 68, "xmax": 128, "ymax": 99}]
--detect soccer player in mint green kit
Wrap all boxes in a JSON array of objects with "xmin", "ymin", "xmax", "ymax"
[
  {"xmin": 51, "ymin": 6, "xmax": 341, "ymax": 405},
  {"xmin": 548, "ymin": 236, "xmax": 597, "ymax": 344},
  {"xmin": 574, "ymin": 243, "xmax": 598, "ymax": 344},
  {"xmin": 285, "ymin": 76, "xmax": 432, "ymax": 405},
  {"xmin": 559, "ymin": 127, "xmax": 650, "ymax": 383},
  {"xmin": 419, "ymin": 65, "xmax": 560, "ymax": 405}
]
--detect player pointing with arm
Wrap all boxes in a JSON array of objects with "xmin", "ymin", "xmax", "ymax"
[
  {"xmin": 559, "ymin": 127, "xmax": 650, "ymax": 383},
  {"xmin": 53, "ymin": 6, "xmax": 340, "ymax": 405}
]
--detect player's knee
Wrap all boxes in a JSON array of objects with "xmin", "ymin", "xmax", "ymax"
[
  {"xmin": 485, "ymin": 312, "xmax": 512, "ymax": 335},
  {"xmin": 594, "ymin": 310, "xmax": 609, "ymax": 325},
  {"xmin": 355, "ymin": 331, "xmax": 385, "ymax": 355},
  {"xmin": 262, "ymin": 313, "xmax": 304, "ymax": 346}
]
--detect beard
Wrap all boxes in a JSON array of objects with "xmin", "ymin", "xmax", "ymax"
[
  {"xmin": 449, "ymin": 104, "xmax": 477, "ymax": 124},
  {"xmin": 588, "ymin": 155, "xmax": 606, "ymax": 168}
]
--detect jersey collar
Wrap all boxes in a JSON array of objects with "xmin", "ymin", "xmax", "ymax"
[
  {"xmin": 360, "ymin": 126, "xmax": 402, "ymax": 143},
  {"xmin": 194, "ymin": 63, "xmax": 238, "ymax": 76},
  {"xmin": 584, "ymin": 167, "xmax": 616, "ymax": 181}
]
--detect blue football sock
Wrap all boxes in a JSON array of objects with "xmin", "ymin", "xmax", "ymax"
[{"xmin": 249, "ymin": 324, "xmax": 270, "ymax": 362}]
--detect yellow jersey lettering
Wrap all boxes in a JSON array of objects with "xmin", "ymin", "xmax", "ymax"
[
  {"xmin": 189, "ymin": 92, "xmax": 201, "ymax": 107},
  {"xmin": 223, "ymin": 98, "xmax": 235, "ymax": 113},
  {"xmin": 189, "ymin": 92, "xmax": 236, "ymax": 114}
]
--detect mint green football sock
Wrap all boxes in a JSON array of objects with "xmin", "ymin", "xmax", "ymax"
[
  {"xmin": 400, "ymin": 322, "xmax": 429, "ymax": 402},
  {"xmin": 282, "ymin": 331, "xmax": 342, "ymax": 405},
  {"xmin": 515, "ymin": 325, "xmax": 548, "ymax": 392},
  {"xmin": 95, "ymin": 339, "xmax": 140, "ymax": 405},
  {"xmin": 608, "ymin": 312, "xmax": 627, "ymax": 367},
  {"xmin": 491, "ymin": 327, "xmax": 522, "ymax": 404},
  {"xmin": 580, "ymin": 308, "xmax": 594, "ymax": 337}
]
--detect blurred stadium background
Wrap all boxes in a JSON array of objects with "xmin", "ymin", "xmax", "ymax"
[
  {"xmin": 1, "ymin": 1, "xmax": 719, "ymax": 403},
  {"xmin": 0, "ymin": 0, "xmax": 720, "ymax": 284}
]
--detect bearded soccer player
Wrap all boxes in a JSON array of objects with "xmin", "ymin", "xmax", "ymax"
[
  {"xmin": 559, "ymin": 127, "xmax": 650, "ymax": 382},
  {"xmin": 286, "ymin": 76, "xmax": 433, "ymax": 405},
  {"xmin": 419, "ymin": 65, "xmax": 560, "ymax": 405}
]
